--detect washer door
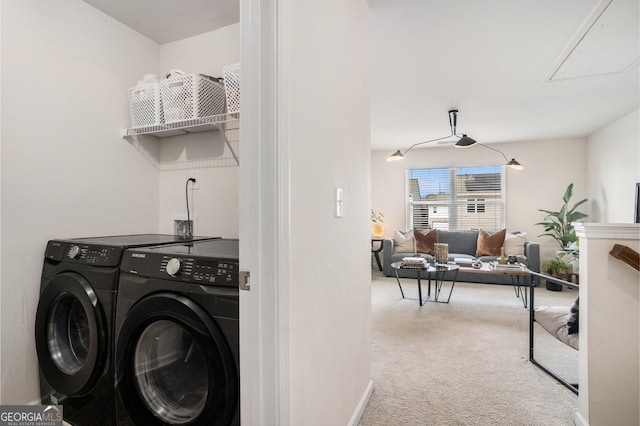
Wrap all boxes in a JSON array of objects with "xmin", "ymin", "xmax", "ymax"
[
  {"xmin": 116, "ymin": 293, "xmax": 237, "ymax": 426},
  {"xmin": 35, "ymin": 272, "xmax": 107, "ymax": 396}
]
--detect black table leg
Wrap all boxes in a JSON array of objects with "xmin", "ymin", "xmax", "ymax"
[
  {"xmin": 511, "ymin": 275, "xmax": 528, "ymax": 308},
  {"xmin": 429, "ymin": 269, "xmax": 458, "ymax": 303},
  {"xmin": 373, "ymin": 251, "xmax": 382, "ymax": 271},
  {"xmin": 394, "ymin": 269, "xmax": 405, "ymax": 299}
]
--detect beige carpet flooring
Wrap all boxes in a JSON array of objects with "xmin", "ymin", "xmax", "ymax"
[{"xmin": 359, "ymin": 271, "xmax": 579, "ymax": 426}]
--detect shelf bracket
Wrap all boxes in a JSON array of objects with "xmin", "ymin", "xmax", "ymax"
[{"xmin": 215, "ymin": 124, "xmax": 239, "ymax": 166}]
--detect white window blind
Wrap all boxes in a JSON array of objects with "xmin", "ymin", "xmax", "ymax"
[{"xmin": 407, "ymin": 165, "xmax": 505, "ymax": 232}]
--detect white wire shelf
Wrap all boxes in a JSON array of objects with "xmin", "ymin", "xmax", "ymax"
[
  {"xmin": 121, "ymin": 112, "xmax": 239, "ymax": 138},
  {"xmin": 121, "ymin": 112, "xmax": 240, "ymax": 166}
]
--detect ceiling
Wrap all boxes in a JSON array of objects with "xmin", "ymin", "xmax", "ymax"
[
  {"xmin": 83, "ymin": 0, "xmax": 639, "ymax": 151},
  {"xmin": 82, "ymin": 0, "xmax": 239, "ymax": 44}
]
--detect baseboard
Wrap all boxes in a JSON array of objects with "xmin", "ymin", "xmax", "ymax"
[
  {"xmin": 575, "ymin": 410, "xmax": 589, "ymax": 426},
  {"xmin": 348, "ymin": 379, "xmax": 373, "ymax": 426}
]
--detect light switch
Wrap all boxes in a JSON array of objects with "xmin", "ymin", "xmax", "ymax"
[{"xmin": 335, "ymin": 187, "xmax": 343, "ymax": 218}]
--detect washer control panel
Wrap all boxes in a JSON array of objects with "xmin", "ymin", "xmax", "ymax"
[{"xmin": 45, "ymin": 241, "xmax": 120, "ymax": 266}]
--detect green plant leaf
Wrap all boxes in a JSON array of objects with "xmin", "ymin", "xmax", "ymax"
[
  {"xmin": 567, "ymin": 198, "xmax": 588, "ymax": 214},
  {"xmin": 537, "ymin": 183, "xmax": 588, "ymax": 249},
  {"xmin": 567, "ymin": 211, "xmax": 588, "ymax": 222},
  {"xmin": 562, "ymin": 183, "xmax": 574, "ymax": 204}
]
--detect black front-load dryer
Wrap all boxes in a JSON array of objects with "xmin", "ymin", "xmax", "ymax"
[
  {"xmin": 114, "ymin": 239, "xmax": 239, "ymax": 426},
  {"xmin": 35, "ymin": 234, "xmax": 215, "ymax": 426}
]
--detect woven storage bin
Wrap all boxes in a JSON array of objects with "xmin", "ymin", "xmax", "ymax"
[
  {"xmin": 128, "ymin": 82, "xmax": 163, "ymax": 127},
  {"xmin": 223, "ymin": 63, "xmax": 240, "ymax": 113},
  {"xmin": 160, "ymin": 74, "xmax": 225, "ymax": 123}
]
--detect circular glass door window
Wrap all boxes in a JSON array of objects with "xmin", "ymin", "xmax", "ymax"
[
  {"xmin": 134, "ymin": 320, "xmax": 208, "ymax": 424},
  {"xmin": 47, "ymin": 293, "xmax": 90, "ymax": 374}
]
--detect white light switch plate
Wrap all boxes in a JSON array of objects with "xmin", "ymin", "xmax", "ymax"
[{"xmin": 335, "ymin": 187, "xmax": 343, "ymax": 218}]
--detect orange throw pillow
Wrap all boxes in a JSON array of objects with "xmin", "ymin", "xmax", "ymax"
[
  {"xmin": 476, "ymin": 229, "xmax": 506, "ymax": 257},
  {"xmin": 415, "ymin": 228, "xmax": 438, "ymax": 254}
]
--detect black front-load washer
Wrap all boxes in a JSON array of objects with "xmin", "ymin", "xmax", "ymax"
[
  {"xmin": 114, "ymin": 239, "xmax": 239, "ymax": 426},
  {"xmin": 34, "ymin": 234, "xmax": 215, "ymax": 426}
]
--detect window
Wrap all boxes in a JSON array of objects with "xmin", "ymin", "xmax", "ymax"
[
  {"xmin": 407, "ymin": 166, "xmax": 505, "ymax": 232},
  {"xmin": 467, "ymin": 198, "xmax": 486, "ymax": 213}
]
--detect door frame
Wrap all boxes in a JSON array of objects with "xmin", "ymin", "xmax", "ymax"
[{"xmin": 239, "ymin": 0, "xmax": 291, "ymax": 424}]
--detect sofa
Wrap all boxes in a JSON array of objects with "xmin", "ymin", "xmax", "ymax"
[{"xmin": 382, "ymin": 229, "xmax": 540, "ymax": 285}]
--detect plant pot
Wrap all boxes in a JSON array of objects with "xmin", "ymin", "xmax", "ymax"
[
  {"xmin": 544, "ymin": 274, "xmax": 568, "ymax": 292},
  {"xmin": 545, "ymin": 280, "xmax": 563, "ymax": 292}
]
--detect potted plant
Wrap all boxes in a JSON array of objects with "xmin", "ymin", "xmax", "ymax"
[
  {"xmin": 536, "ymin": 183, "xmax": 588, "ymax": 250},
  {"xmin": 536, "ymin": 183, "xmax": 587, "ymax": 290},
  {"xmin": 541, "ymin": 257, "xmax": 573, "ymax": 291}
]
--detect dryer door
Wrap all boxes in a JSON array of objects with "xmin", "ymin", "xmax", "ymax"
[
  {"xmin": 116, "ymin": 293, "xmax": 238, "ymax": 426},
  {"xmin": 35, "ymin": 272, "xmax": 107, "ymax": 396}
]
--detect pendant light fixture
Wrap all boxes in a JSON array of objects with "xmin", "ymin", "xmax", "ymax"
[
  {"xmin": 386, "ymin": 109, "xmax": 523, "ymax": 170},
  {"xmin": 387, "ymin": 110, "xmax": 473, "ymax": 161},
  {"xmin": 456, "ymin": 139, "xmax": 524, "ymax": 170}
]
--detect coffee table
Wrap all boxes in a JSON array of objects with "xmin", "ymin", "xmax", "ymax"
[
  {"xmin": 390, "ymin": 262, "xmax": 459, "ymax": 306},
  {"xmin": 459, "ymin": 262, "xmax": 532, "ymax": 308}
]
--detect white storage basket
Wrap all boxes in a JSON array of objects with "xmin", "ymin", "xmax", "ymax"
[
  {"xmin": 223, "ymin": 64, "xmax": 240, "ymax": 113},
  {"xmin": 128, "ymin": 82, "xmax": 163, "ymax": 127},
  {"xmin": 160, "ymin": 74, "xmax": 226, "ymax": 123}
]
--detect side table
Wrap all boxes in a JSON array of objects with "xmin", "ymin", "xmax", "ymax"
[{"xmin": 371, "ymin": 238, "xmax": 384, "ymax": 271}]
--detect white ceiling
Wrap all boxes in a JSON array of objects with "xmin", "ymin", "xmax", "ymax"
[
  {"xmin": 82, "ymin": 0, "xmax": 239, "ymax": 44},
  {"xmin": 83, "ymin": 0, "xmax": 639, "ymax": 151}
]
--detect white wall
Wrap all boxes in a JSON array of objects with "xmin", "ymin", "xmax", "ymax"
[
  {"xmin": 157, "ymin": 25, "xmax": 240, "ymax": 238},
  {"xmin": 0, "ymin": 0, "xmax": 160, "ymax": 404},
  {"xmin": 587, "ymin": 109, "xmax": 640, "ymax": 223},
  {"xmin": 285, "ymin": 1, "xmax": 372, "ymax": 424},
  {"xmin": 575, "ymin": 224, "xmax": 639, "ymax": 426},
  {"xmin": 0, "ymin": 1, "xmax": 3, "ymax": 404},
  {"xmin": 371, "ymin": 138, "xmax": 588, "ymax": 262}
]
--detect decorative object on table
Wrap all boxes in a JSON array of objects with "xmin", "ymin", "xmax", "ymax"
[
  {"xmin": 401, "ymin": 256, "xmax": 427, "ymax": 267},
  {"xmin": 541, "ymin": 257, "xmax": 573, "ymax": 291},
  {"xmin": 453, "ymin": 257, "xmax": 473, "ymax": 266},
  {"xmin": 536, "ymin": 183, "xmax": 588, "ymax": 249},
  {"xmin": 371, "ymin": 210, "xmax": 385, "ymax": 238},
  {"xmin": 489, "ymin": 261, "xmax": 523, "ymax": 270},
  {"xmin": 434, "ymin": 243, "xmax": 449, "ymax": 264},
  {"xmin": 498, "ymin": 246, "xmax": 508, "ymax": 264},
  {"xmin": 507, "ymin": 255, "xmax": 518, "ymax": 264}
]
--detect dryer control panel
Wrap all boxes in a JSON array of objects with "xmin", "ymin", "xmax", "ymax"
[
  {"xmin": 160, "ymin": 256, "xmax": 238, "ymax": 287},
  {"xmin": 122, "ymin": 252, "xmax": 239, "ymax": 288},
  {"xmin": 45, "ymin": 241, "xmax": 121, "ymax": 266}
]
